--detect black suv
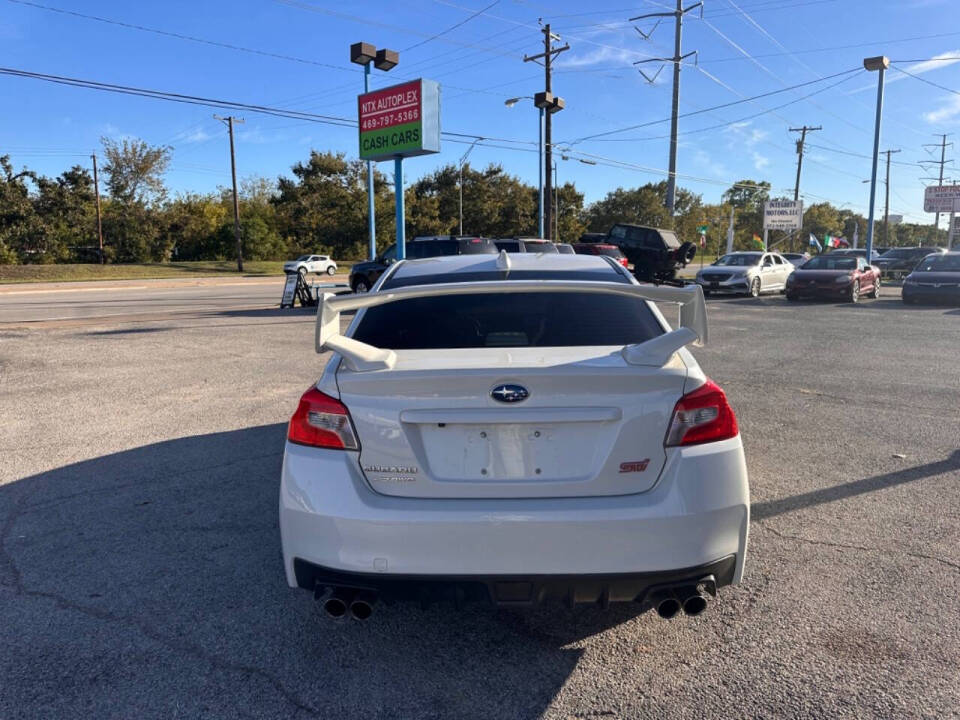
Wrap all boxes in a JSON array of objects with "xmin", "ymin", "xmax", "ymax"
[
  {"xmin": 599, "ymin": 224, "xmax": 697, "ymax": 283},
  {"xmin": 873, "ymin": 246, "xmax": 945, "ymax": 281},
  {"xmin": 493, "ymin": 238, "xmax": 559, "ymax": 254},
  {"xmin": 349, "ymin": 236, "xmax": 498, "ymax": 292}
]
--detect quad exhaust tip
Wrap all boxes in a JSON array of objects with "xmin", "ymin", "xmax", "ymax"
[
  {"xmin": 682, "ymin": 593, "xmax": 708, "ymax": 617},
  {"xmin": 318, "ymin": 587, "xmax": 377, "ymax": 620},
  {"xmin": 656, "ymin": 596, "xmax": 682, "ymax": 619},
  {"xmin": 322, "ymin": 596, "xmax": 348, "ymax": 618}
]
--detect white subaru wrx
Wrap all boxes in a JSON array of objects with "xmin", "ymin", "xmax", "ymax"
[{"xmin": 279, "ymin": 252, "xmax": 749, "ymax": 620}]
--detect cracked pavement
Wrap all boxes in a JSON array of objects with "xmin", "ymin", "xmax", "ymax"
[{"xmin": 1, "ymin": 281, "xmax": 959, "ymax": 718}]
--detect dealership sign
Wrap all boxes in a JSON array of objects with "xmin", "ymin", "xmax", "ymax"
[
  {"xmin": 762, "ymin": 199, "xmax": 803, "ymax": 230},
  {"xmin": 923, "ymin": 185, "xmax": 960, "ymax": 213},
  {"xmin": 358, "ymin": 78, "xmax": 440, "ymax": 162}
]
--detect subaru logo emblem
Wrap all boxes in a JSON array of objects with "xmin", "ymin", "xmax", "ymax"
[{"xmin": 491, "ymin": 384, "xmax": 529, "ymax": 403}]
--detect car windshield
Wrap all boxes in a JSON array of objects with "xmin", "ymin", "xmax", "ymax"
[
  {"xmin": 715, "ymin": 253, "xmax": 761, "ymax": 266},
  {"xmin": 801, "ymin": 256, "xmax": 856, "ymax": 270},
  {"xmin": 352, "ymin": 291, "xmax": 662, "ymax": 349},
  {"xmin": 294, "ymin": 255, "xmax": 310, "ymax": 261},
  {"xmin": 914, "ymin": 255, "xmax": 960, "ymax": 272},
  {"xmin": 880, "ymin": 248, "xmax": 922, "ymax": 259}
]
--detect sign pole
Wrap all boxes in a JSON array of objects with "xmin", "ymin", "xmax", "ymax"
[
  {"xmin": 365, "ymin": 63, "xmax": 376, "ymax": 262},
  {"xmin": 395, "ymin": 157, "xmax": 405, "ymax": 260},
  {"xmin": 763, "ymin": 228, "xmax": 768, "ymax": 251}
]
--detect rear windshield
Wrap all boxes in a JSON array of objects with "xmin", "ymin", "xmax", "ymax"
[
  {"xmin": 352, "ymin": 292, "xmax": 663, "ymax": 349},
  {"xmin": 522, "ymin": 241, "xmax": 559, "ymax": 254},
  {"xmin": 381, "ymin": 268, "xmax": 630, "ymax": 290},
  {"xmin": 801, "ymin": 256, "xmax": 856, "ymax": 270},
  {"xmin": 593, "ymin": 245, "xmax": 625, "ymax": 258},
  {"xmin": 408, "ymin": 239, "xmax": 496, "ymax": 258},
  {"xmin": 495, "ymin": 241, "xmax": 520, "ymax": 252}
]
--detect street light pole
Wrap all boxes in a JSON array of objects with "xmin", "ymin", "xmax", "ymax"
[
  {"xmin": 505, "ymin": 96, "xmax": 545, "ymax": 238},
  {"xmin": 863, "ymin": 56, "xmax": 889, "ymax": 265},
  {"xmin": 458, "ymin": 138, "xmax": 481, "ymax": 236},
  {"xmin": 351, "ymin": 42, "xmax": 399, "ymax": 260},
  {"xmin": 364, "ymin": 63, "xmax": 376, "ymax": 261}
]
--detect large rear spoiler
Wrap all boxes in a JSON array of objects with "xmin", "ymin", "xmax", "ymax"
[{"xmin": 315, "ymin": 280, "xmax": 707, "ymax": 371}]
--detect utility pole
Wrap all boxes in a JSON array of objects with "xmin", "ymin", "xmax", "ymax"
[
  {"xmin": 214, "ymin": 115, "xmax": 245, "ymax": 272},
  {"xmin": 525, "ymin": 24, "xmax": 568, "ymax": 240},
  {"xmin": 789, "ymin": 125, "xmax": 821, "ymax": 202},
  {"xmin": 881, "ymin": 149, "xmax": 900, "ymax": 247},
  {"xmin": 91, "ymin": 153, "xmax": 104, "ymax": 264},
  {"xmin": 631, "ymin": 1, "xmax": 701, "ymax": 216},
  {"xmin": 920, "ymin": 134, "xmax": 952, "ymax": 232}
]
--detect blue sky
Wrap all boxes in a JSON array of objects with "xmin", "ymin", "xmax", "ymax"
[{"xmin": 3, "ymin": 0, "xmax": 960, "ymax": 227}]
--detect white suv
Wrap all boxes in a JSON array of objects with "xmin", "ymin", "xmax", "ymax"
[
  {"xmin": 280, "ymin": 252, "xmax": 750, "ymax": 620},
  {"xmin": 283, "ymin": 254, "xmax": 337, "ymax": 276}
]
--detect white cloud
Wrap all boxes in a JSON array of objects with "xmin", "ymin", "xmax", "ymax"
[
  {"xmin": 924, "ymin": 94, "xmax": 960, "ymax": 124},
  {"xmin": 752, "ymin": 152, "xmax": 770, "ymax": 170},
  {"xmin": 556, "ymin": 45, "xmax": 636, "ymax": 69},
  {"xmin": 693, "ymin": 148, "xmax": 728, "ymax": 178},
  {"xmin": 182, "ymin": 128, "xmax": 212, "ymax": 144}
]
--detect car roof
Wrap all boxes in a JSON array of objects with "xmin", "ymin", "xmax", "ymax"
[{"xmin": 387, "ymin": 251, "xmax": 621, "ymax": 281}]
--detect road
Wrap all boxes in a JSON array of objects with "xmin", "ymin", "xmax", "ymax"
[
  {"xmin": 0, "ymin": 276, "xmax": 345, "ymax": 326},
  {"xmin": 1, "ymin": 280, "xmax": 959, "ymax": 719}
]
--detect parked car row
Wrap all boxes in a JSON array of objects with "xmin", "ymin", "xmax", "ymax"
[
  {"xmin": 349, "ymin": 235, "xmax": 632, "ymax": 292},
  {"xmin": 694, "ymin": 247, "xmax": 957, "ymax": 305}
]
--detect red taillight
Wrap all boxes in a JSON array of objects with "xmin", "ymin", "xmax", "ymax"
[
  {"xmin": 620, "ymin": 258, "xmax": 629, "ymax": 267},
  {"xmin": 287, "ymin": 387, "xmax": 359, "ymax": 450},
  {"xmin": 665, "ymin": 379, "xmax": 738, "ymax": 447}
]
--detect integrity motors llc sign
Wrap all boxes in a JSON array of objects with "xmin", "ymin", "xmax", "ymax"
[
  {"xmin": 763, "ymin": 199, "xmax": 803, "ymax": 231},
  {"xmin": 358, "ymin": 79, "xmax": 440, "ymax": 162}
]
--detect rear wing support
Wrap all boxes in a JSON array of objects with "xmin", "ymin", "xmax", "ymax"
[{"xmin": 316, "ymin": 281, "xmax": 707, "ymax": 371}]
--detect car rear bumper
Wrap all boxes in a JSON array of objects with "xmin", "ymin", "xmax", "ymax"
[
  {"xmin": 279, "ymin": 437, "xmax": 750, "ymax": 588},
  {"xmin": 292, "ymin": 555, "xmax": 738, "ymax": 607},
  {"xmin": 902, "ymin": 284, "xmax": 960, "ymax": 303},
  {"xmin": 786, "ymin": 283, "xmax": 851, "ymax": 299}
]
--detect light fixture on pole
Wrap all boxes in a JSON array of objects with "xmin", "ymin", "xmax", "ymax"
[
  {"xmin": 863, "ymin": 55, "xmax": 889, "ymax": 265},
  {"xmin": 458, "ymin": 138, "xmax": 482, "ymax": 237},
  {"xmin": 506, "ymin": 96, "xmax": 545, "ymax": 238},
  {"xmin": 351, "ymin": 41, "xmax": 399, "ymax": 261}
]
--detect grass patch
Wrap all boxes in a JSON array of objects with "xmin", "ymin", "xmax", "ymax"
[{"xmin": 0, "ymin": 260, "xmax": 354, "ymax": 284}]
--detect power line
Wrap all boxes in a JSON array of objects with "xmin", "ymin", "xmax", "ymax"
[
  {"xmin": 564, "ymin": 67, "xmax": 861, "ymax": 144},
  {"xmin": 0, "ymin": 65, "xmax": 537, "ymax": 149},
  {"xmin": 402, "ymin": 0, "xmax": 500, "ymax": 52},
  {"xmin": 5, "ymin": 0, "xmax": 354, "ymax": 73},
  {"xmin": 892, "ymin": 66, "xmax": 960, "ymax": 96}
]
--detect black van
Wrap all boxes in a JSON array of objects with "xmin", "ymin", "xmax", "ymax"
[{"xmin": 349, "ymin": 236, "xmax": 498, "ymax": 293}]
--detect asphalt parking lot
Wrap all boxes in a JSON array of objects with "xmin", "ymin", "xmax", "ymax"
[{"xmin": 2, "ymin": 279, "xmax": 959, "ymax": 719}]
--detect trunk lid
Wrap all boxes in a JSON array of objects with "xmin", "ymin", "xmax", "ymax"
[{"xmin": 336, "ymin": 347, "xmax": 688, "ymax": 499}]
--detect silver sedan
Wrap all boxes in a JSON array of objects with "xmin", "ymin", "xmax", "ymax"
[{"xmin": 695, "ymin": 251, "xmax": 795, "ymax": 297}]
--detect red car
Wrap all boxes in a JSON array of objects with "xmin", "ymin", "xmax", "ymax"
[
  {"xmin": 571, "ymin": 242, "xmax": 629, "ymax": 268},
  {"xmin": 785, "ymin": 254, "xmax": 881, "ymax": 303}
]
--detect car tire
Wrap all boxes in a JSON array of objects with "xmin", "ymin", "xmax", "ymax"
[
  {"xmin": 849, "ymin": 279, "xmax": 860, "ymax": 303},
  {"xmin": 749, "ymin": 277, "xmax": 761, "ymax": 298},
  {"xmin": 353, "ymin": 278, "xmax": 371, "ymax": 294},
  {"xmin": 786, "ymin": 292, "xmax": 797, "ymax": 302},
  {"xmin": 326, "ymin": 266, "xmax": 336, "ymax": 276},
  {"xmin": 869, "ymin": 279, "xmax": 880, "ymax": 299},
  {"xmin": 902, "ymin": 294, "xmax": 914, "ymax": 305}
]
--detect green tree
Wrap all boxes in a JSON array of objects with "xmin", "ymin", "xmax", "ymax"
[
  {"xmin": 101, "ymin": 137, "xmax": 172, "ymax": 205},
  {"xmin": 722, "ymin": 180, "xmax": 770, "ymax": 213},
  {"xmin": 274, "ymin": 151, "xmax": 392, "ymax": 259},
  {"xmin": 33, "ymin": 166, "xmax": 96, "ymax": 262},
  {"xmin": 0, "ymin": 156, "xmax": 41, "ymax": 263},
  {"xmin": 161, "ymin": 193, "xmax": 226, "ymax": 260},
  {"xmin": 584, "ymin": 181, "xmax": 701, "ymax": 237}
]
